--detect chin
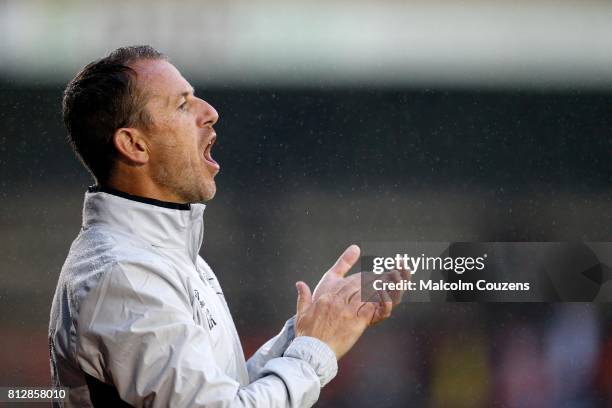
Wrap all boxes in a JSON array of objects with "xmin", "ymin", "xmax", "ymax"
[
  {"xmin": 203, "ymin": 191, "xmax": 216, "ymax": 202},
  {"xmin": 200, "ymin": 182, "xmax": 217, "ymax": 202}
]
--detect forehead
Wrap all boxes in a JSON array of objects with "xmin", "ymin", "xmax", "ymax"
[{"xmin": 130, "ymin": 59, "xmax": 192, "ymax": 104}]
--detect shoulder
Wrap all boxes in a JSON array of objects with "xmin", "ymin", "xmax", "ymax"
[
  {"xmin": 62, "ymin": 226, "xmax": 160, "ymax": 279},
  {"xmin": 59, "ymin": 225, "xmax": 186, "ymax": 317}
]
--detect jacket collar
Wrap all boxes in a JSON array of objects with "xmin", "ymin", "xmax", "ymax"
[{"xmin": 82, "ymin": 186, "xmax": 206, "ymax": 264}]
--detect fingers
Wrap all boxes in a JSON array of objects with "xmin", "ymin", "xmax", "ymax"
[
  {"xmin": 335, "ymin": 275, "xmax": 394, "ymax": 326},
  {"xmin": 358, "ymin": 288, "xmax": 392, "ymax": 325},
  {"xmin": 296, "ymin": 281, "xmax": 312, "ymax": 315},
  {"xmin": 328, "ymin": 244, "xmax": 361, "ymax": 278},
  {"xmin": 375, "ymin": 269, "xmax": 408, "ymax": 306},
  {"xmin": 335, "ymin": 275, "xmax": 362, "ymax": 300},
  {"xmin": 349, "ymin": 285, "xmax": 378, "ymax": 313},
  {"xmin": 356, "ymin": 301, "xmax": 377, "ymax": 321},
  {"xmin": 339, "ymin": 271, "xmax": 397, "ymax": 312},
  {"xmin": 399, "ymin": 266, "xmax": 411, "ymax": 280},
  {"xmin": 357, "ymin": 278, "xmax": 395, "ymax": 325},
  {"xmin": 372, "ymin": 295, "xmax": 393, "ymax": 324},
  {"xmin": 386, "ymin": 270, "xmax": 404, "ymax": 305}
]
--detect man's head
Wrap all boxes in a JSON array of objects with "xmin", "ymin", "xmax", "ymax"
[{"xmin": 63, "ymin": 45, "xmax": 220, "ymax": 203}]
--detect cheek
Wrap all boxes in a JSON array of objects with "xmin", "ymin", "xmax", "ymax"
[
  {"xmin": 151, "ymin": 124, "xmax": 186, "ymax": 153},
  {"xmin": 149, "ymin": 120, "xmax": 201, "ymax": 165}
]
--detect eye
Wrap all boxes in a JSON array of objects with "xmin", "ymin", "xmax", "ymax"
[{"xmin": 178, "ymin": 100, "xmax": 188, "ymax": 111}]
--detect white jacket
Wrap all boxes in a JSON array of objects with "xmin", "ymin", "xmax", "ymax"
[{"xmin": 49, "ymin": 187, "xmax": 337, "ymax": 407}]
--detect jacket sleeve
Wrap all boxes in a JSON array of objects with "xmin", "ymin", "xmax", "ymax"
[
  {"xmin": 75, "ymin": 262, "xmax": 337, "ymax": 408},
  {"xmin": 246, "ymin": 316, "xmax": 297, "ymax": 382}
]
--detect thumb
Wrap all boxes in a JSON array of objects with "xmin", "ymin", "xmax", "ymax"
[
  {"xmin": 328, "ymin": 244, "xmax": 361, "ymax": 278},
  {"xmin": 295, "ymin": 281, "xmax": 312, "ymax": 315}
]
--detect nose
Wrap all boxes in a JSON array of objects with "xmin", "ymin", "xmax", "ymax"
[{"xmin": 197, "ymin": 99, "xmax": 219, "ymax": 128}]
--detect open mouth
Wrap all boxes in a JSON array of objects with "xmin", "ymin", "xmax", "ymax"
[{"xmin": 203, "ymin": 135, "xmax": 220, "ymax": 171}]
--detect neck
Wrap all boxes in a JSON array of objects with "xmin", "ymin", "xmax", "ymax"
[
  {"xmin": 84, "ymin": 186, "xmax": 206, "ymax": 264},
  {"xmin": 104, "ymin": 173, "xmax": 188, "ymax": 204},
  {"xmin": 89, "ymin": 185, "xmax": 191, "ymax": 210}
]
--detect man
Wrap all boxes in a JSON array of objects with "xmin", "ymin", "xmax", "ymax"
[{"xmin": 49, "ymin": 45, "xmax": 405, "ymax": 407}]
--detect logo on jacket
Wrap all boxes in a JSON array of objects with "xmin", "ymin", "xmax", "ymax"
[{"xmin": 193, "ymin": 289, "xmax": 217, "ymax": 330}]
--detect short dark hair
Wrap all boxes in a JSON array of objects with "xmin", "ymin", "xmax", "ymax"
[{"xmin": 62, "ymin": 45, "xmax": 166, "ymax": 183}]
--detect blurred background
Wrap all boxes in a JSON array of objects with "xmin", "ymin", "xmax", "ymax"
[{"xmin": 2, "ymin": 0, "xmax": 612, "ymax": 406}]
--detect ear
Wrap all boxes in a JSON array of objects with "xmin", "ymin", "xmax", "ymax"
[{"xmin": 113, "ymin": 128, "xmax": 149, "ymax": 164}]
